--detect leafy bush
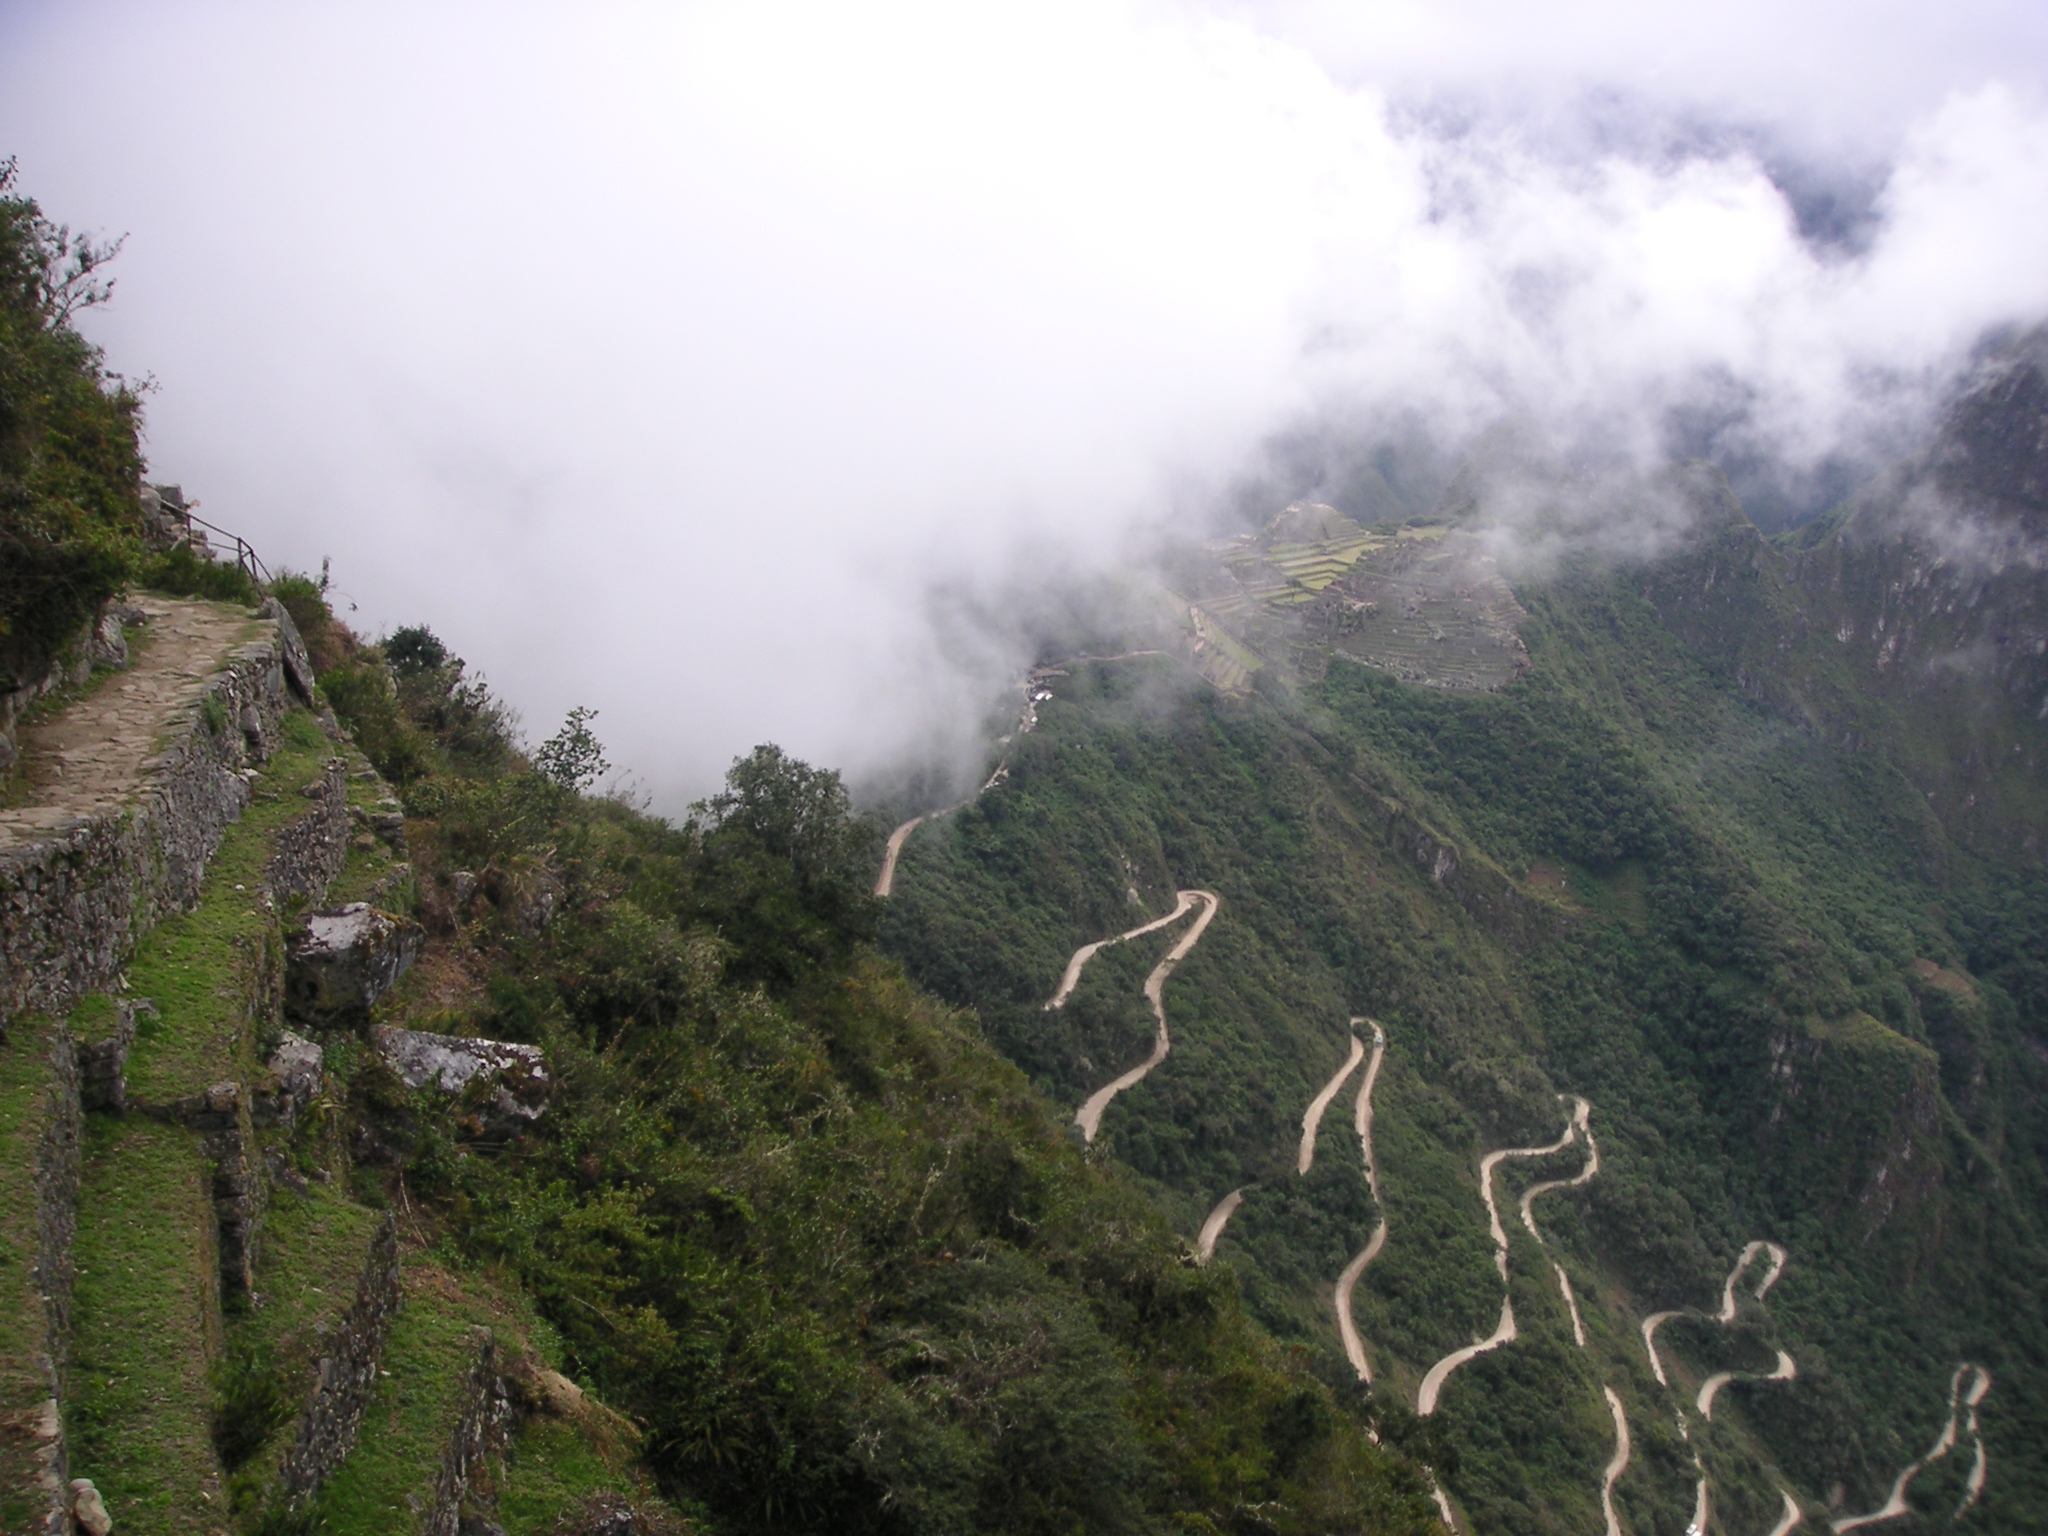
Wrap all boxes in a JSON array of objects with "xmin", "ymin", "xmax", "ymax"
[
  {"xmin": 384, "ymin": 622, "xmax": 447, "ymax": 677},
  {"xmin": 535, "ymin": 705, "xmax": 609, "ymax": 793},
  {"xmin": 321, "ymin": 655, "xmax": 431, "ymax": 784}
]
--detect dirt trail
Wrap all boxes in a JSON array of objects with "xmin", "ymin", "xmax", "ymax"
[
  {"xmin": 2, "ymin": 594, "xmax": 256, "ymax": 846},
  {"xmin": 1202, "ymin": 1017, "xmax": 1370, "ymax": 1267},
  {"xmin": 873, "ymin": 652, "xmax": 1163, "ymax": 898},
  {"xmin": 1195, "ymin": 1189, "xmax": 1245, "ymax": 1263},
  {"xmin": 1765, "ymin": 1491, "xmax": 1804, "ymax": 1536},
  {"xmin": 874, "ymin": 815, "xmax": 926, "ymax": 897},
  {"xmin": 1553, "ymin": 1264, "xmax": 1588, "ymax": 1347},
  {"xmin": 1642, "ymin": 1240, "xmax": 1790, "ymax": 1387},
  {"xmin": 1416, "ymin": 1100, "xmax": 1582, "ymax": 1415},
  {"xmin": 1333, "ymin": 1023, "xmax": 1388, "ymax": 1382},
  {"xmin": 1417, "ymin": 1298, "xmax": 1517, "ymax": 1417},
  {"xmin": 1516, "ymin": 1097, "xmax": 1597, "ymax": 1241},
  {"xmin": 1067, "ymin": 890, "xmax": 1220, "ymax": 1142},
  {"xmin": 1046, "ymin": 890, "xmax": 1205, "ymax": 1011},
  {"xmin": 1600, "ymin": 1388, "xmax": 1631, "ymax": 1536},
  {"xmin": 1516, "ymin": 1096, "xmax": 1598, "ymax": 1349},
  {"xmin": 1699, "ymin": 1350, "xmax": 1795, "ymax": 1420},
  {"xmin": 1719, "ymin": 1241, "xmax": 1787, "ymax": 1321},
  {"xmin": 1299, "ymin": 1032, "xmax": 1365, "ymax": 1173},
  {"xmin": 1641, "ymin": 1312, "xmax": 1683, "ymax": 1388},
  {"xmin": 1830, "ymin": 1365, "xmax": 1992, "ymax": 1531}
]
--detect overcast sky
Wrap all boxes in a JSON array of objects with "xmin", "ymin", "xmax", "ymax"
[{"xmin": 3, "ymin": 1, "xmax": 2045, "ymax": 806}]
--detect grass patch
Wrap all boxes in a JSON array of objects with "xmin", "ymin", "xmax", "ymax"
[
  {"xmin": 122, "ymin": 709, "xmax": 335, "ymax": 1106},
  {"xmin": 496, "ymin": 1417, "xmax": 649, "ymax": 1536},
  {"xmin": 312, "ymin": 1261, "xmax": 539, "ymax": 1530},
  {"xmin": 68, "ymin": 1115, "xmax": 222, "ymax": 1532},
  {"xmin": 225, "ymin": 1180, "xmax": 387, "ymax": 1502}
]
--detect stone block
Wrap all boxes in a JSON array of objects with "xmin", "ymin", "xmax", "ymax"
[
  {"xmin": 285, "ymin": 905, "xmax": 421, "ymax": 1025},
  {"xmin": 370, "ymin": 1026, "xmax": 550, "ymax": 1130}
]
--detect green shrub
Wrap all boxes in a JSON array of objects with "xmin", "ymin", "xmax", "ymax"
[
  {"xmin": 267, "ymin": 561, "xmax": 355, "ymax": 674},
  {"xmin": 321, "ymin": 655, "xmax": 431, "ymax": 784},
  {"xmin": 137, "ymin": 542, "xmax": 260, "ymax": 606},
  {"xmin": 384, "ymin": 623, "xmax": 447, "ymax": 677}
]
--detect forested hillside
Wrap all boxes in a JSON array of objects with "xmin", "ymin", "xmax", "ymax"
[
  {"xmin": 165, "ymin": 589, "xmax": 1439, "ymax": 1534},
  {"xmin": 877, "ymin": 385, "xmax": 2048, "ymax": 1535}
]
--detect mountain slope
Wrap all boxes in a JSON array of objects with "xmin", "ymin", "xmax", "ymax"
[{"xmin": 877, "ymin": 364, "xmax": 2048, "ymax": 1535}]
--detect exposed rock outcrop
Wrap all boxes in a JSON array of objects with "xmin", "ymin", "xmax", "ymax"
[
  {"xmin": 370, "ymin": 1026, "xmax": 550, "ymax": 1131},
  {"xmin": 253, "ymin": 1032, "xmax": 324, "ymax": 1130}
]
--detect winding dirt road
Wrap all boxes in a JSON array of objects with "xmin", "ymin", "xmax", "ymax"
[
  {"xmin": 1699, "ymin": 1350, "xmax": 1795, "ymax": 1420},
  {"xmin": 1642, "ymin": 1241, "xmax": 1790, "ymax": 1388},
  {"xmin": 1416, "ymin": 1100, "xmax": 1583, "ymax": 1415},
  {"xmin": 1333, "ymin": 1023, "xmax": 1388, "ymax": 1382},
  {"xmin": 1062, "ymin": 890, "xmax": 1221, "ymax": 1143},
  {"xmin": 1300, "ymin": 1032, "xmax": 1366, "ymax": 1174},
  {"xmin": 1517, "ymin": 1096, "xmax": 1598, "ymax": 1349},
  {"xmin": 1830, "ymin": 1364, "xmax": 1993, "ymax": 1531},
  {"xmin": 1765, "ymin": 1490, "xmax": 1805, "ymax": 1536},
  {"xmin": 1201, "ymin": 1020, "xmax": 1372, "ymax": 1267},
  {"xmin": 1196, "ymin": 1189, "xmax": 1245, "ymax": 1263},
  {"xmin": 874, "ymin": 813, "xmax": 931, "ymax": 897},
  {"xmin": 1600, "ymin": 1388, "xmax": 1632, "ymax": 1536},
  {"xmin": 873, "ymin": 652, "xmax": 1167, "ymax": 899},
  {"xmin": 1046, "ymin": 890, "xmax": 1208, "ymax": 1011}
]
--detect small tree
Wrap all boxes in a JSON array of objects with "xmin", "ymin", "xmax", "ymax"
[{"xmin": 535, "ymin": 706, "xmax": 610, "ymax": 795}]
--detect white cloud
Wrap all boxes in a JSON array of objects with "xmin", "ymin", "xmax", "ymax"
[{"xmin": 1, "ymin": 1, "xmax": 2044, "ymax": 803}]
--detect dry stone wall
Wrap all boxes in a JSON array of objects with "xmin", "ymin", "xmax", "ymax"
[
  {"xmin": 423, "ymin": 1329, "xmax": 514, "ymax": 1536},
  {"xmin": 275, "ymin": 1214, "xmax": 402, "ymax": 1509}
]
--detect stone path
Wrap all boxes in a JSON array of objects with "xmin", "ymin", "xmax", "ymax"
[{"xmin": 1, "ymin": 595, "xmax": 257, "ymax": 846}]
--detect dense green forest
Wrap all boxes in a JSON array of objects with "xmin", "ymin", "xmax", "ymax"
[{"xmin": 876, "ymin": 542, "xmax": 2048, "ymax": 1536}]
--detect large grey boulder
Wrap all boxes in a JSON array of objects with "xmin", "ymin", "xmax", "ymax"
[
  {"xmin": 370, "ymin": 1026, "xmax": 550, "ymax": 1130},
  {"xmin": 286, "ymin": 904, "xmax": 421, "ymax": 1024}
]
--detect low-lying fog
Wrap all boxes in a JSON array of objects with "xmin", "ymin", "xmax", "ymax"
[{"xmin": 3, "ymin": 1, "xmax": 2045, "ymax": 807}]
